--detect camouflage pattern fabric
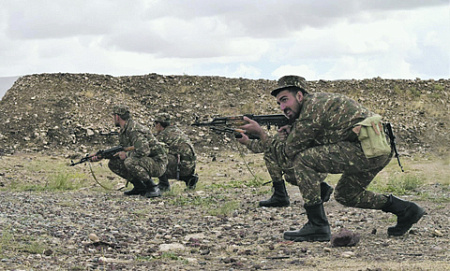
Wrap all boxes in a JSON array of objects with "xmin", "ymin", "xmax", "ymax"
[
  {"xmin": 155, "ymin": 125, "xmax": 196, "ymax": 179},
  {"xmin": 246, "ymin": 132, "xmax": 300, "ymax": 185},
  {"xmin": 108, "ymin": 118, "xmax": 168, "ymax": 181},
  {"xmin": 264, "ymin": 92, "xmax": 392, "ymax": 207}
]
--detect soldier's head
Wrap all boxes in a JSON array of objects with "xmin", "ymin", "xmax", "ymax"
[
  {"xmin": 271, "ymin": 75, "xmax": 307, "ymax": 120},
  {"xmin": 112, "ymin": 104, "xmax": 130, "ymax": 126},
  {"xmin": 154, "ymin": 112, "xmax": 171, "ymax": 131},
  {"xmin": 271, "ymin": 75, "xmax": 308, "ymax": 97}
]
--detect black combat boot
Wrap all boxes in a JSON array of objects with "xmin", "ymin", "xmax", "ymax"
[
  {"xmin": 124, "ymin": 179, "xmax": 147, "ymax": 196},
  {"xmin": 283, "ymin": 202, "xmax": 331, "ymax": 242},
  {"xmin": 182, "ymin": 174, "xmax": 198, "ymax": 190},
  {"xmin": 381, "ymin": 194, "xmax": 425, "ymax": 236},
  {"xmin": 259, "ymin": 181, "xmax": 290, "ymax": 207},
  {"xmin": 320, "ymin": 182, "xmax": 334, "ymax": 202},
  {"xmin": 158, "ymin": 174, "xmax": 171, "ymax": 192},
  {"xmin": 142, "ymin": 178, "xmax": 161, "ymax": 198}
]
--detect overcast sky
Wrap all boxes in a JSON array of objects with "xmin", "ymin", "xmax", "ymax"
[{"xmin": 0, "ymin": 0, "xmax": 449, "ymax": 82}]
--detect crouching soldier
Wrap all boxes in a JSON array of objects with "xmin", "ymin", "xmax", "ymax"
[
  {"xmin": 93, "ymin": 104, "xmax": 168, "ymax": 198},
  {"xmin": 154, "ymin": 113, "xmax": 198, "ymax": 191}
]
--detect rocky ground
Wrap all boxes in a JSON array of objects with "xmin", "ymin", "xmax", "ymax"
[
  {"xmin": 0, "ymin": 151, "xmax": 448, "ymax": 271},
  {"xmin": 0, "ymin": 73, "xmax": 448, "ymax": 270}
]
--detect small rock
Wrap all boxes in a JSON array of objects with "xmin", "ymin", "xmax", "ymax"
[
  {"xmin": 341, "ymin": 251, "xmax": 355, "ymax": 258},
  {"xmin": 331, "ymin": 228, "xmax": 360, "ymax": 247},
  {"xmin": 159, "ymin": 243, "xmax": 186, "ymax": 252},
  {"xmin": 89, "ymin": 233, "xmax": 100, "ymax": 242}
]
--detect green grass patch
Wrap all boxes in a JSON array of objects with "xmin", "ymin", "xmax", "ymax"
[
  {"xmin": 19, "ymin": 241, "xmax": 47, "ymax": 254},
  {"xmin": 8, "ymin": 172, "xmax": 89, "ymax": 192},
  {"xmin": 0, "ymin": 227, "xmax": 49, "ymax": 256},
  {"xmin": 167, "ymin": 194, "xmax": 239, "ymax": 216},
  {"xmin": 0, "ymin": 227, "xmax": 15, "ymax": 256},
  {"xmin": 369, "ymin": 173, "xmax": 425, "ymax": 196},
  {"xmin": 208, "ymin": 200, "xmax": 240, "ymax": 216}
]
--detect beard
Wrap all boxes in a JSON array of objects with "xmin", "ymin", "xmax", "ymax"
[{"xmin": 284, "ymin": 108, "xmax": 299, "ymax": 120}]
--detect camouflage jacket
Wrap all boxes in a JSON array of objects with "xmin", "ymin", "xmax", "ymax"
[
  {"xmin": 155, "ymin": 125, "xmax": 196, "ymax": 160},
  {"xmin": 119, "ymin": 118, "xmax": 167, "ymax": 159},
  {"xmin": 283, "ymin": 92, "xmax": 375, "ymax": 158}
]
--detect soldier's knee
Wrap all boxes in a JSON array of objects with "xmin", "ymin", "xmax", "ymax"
[{"xmin": 334, "ymin": 188, "xmax": 358, "ymax": 207}]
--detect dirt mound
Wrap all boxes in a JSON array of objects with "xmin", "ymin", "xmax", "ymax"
[{"xmin": 0, "ymin": 73, "xmax": 448, "ymax": 156}]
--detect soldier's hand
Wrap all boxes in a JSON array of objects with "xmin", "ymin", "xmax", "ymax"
[
  {"xmin": 114, "ymin": 151, "xmax": 127, "ymax": 160},
  {"xmin": 239, "ymin": 116, "xmax": 269, "ymax": 142},
  {"xmin": 277, "ymin": 125, "xmax": 291, "ymax": 141},
  {"xmin": 90, "ymin": 155, "xmax": 101, "ymax": 162},
  {"xmin": 237, "ymin": 132, "xmax": 250, "ymax": 145}
]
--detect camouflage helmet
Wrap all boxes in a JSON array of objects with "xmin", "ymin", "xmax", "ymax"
[
  {"xmin": 154, "ymin": 112, "xmax": 171, "ymax": 124},
  {"xmin": 112, "ymin": 104, "xmax": 130, "ymax": 118},
  {"xmin": 270, "ymin": 75, "xmax": 308, "ymax": 97}
]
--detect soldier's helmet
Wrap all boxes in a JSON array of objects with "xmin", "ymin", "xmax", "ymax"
[
  {"xmin": 112, "ymin": 104, "xmax": 130, "ymax": 118},
  {"xmin": 155, "ymin": 112, "xmax": 171, "ymax": 124},
  {"xmin": 270, "ymin": 75, "xmax": 308, "ymax": 97}
]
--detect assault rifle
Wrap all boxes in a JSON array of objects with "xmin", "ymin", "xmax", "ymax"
[
  {"xmin": 70, "ymin": 146, "xmax": 135, "ymax": 166},
  {"xmin": 385, "ymin": 123, "xmax": 404, "ymax": 172},
  {"xmin": 192, "ymin": 114, "xmax": 290, "ymax": 139}
]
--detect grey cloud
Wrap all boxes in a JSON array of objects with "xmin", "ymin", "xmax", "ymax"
[
  {"xmin": 140, "ymin": 0, "xmax": 448, "ymax": 39},
  {"xmin": 4, "ymin": 0, "xmax": 138, "ymax": 40}
]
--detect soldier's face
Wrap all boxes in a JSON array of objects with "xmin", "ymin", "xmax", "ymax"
[
  {"xmin": 155, "ymin": 122, "xmax": 164, "ymax": 133},
  {"xmin": 114, "ymin": 114, "xmax": 120, "ymax": 127},
  {"xmin": 276, "ymin": 90, "xmax": 303, "ymax": 120}
]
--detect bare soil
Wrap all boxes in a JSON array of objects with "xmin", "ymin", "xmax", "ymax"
[{"xmin": 0, "ymin": 152, "xmax": 448, "ymax": 271}]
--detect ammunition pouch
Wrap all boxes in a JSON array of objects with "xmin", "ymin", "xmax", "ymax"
[{"xmin": 352, "ymin": 115, "xmax": 391, "ymax": 158}]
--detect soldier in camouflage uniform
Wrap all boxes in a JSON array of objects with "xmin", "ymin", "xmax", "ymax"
[
  {"xmin": 238, "ymin": 75, "xmax": 425, "ymax": 242},
  {"xmin": 242, "ymin": 76, "xmax": 333, "ymax": 208},
  {"xmin": 154, "ymin": 113, "xmax": 198, "ymax": 191},
  {"xmin": 97, "ymin": 105, "xmax": 168, "ymax": 198}
]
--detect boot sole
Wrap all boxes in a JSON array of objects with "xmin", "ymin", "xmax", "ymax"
[
  {"xmin": 284, "ymin": 234, "xmax": 330, "ymax": 242},
  {"xmin": 388, "ymin": 207, "xmax": 426, "ymax": 236},
  {"xmin": 259, "ymin": 202, "xmax": 290, "ymax": 208}
]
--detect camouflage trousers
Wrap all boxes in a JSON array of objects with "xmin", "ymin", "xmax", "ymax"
[
  {"xmin": 164, "ymin": 153, "xmax": 196, "ymax": 179},
  {"xmin": 265, "ymin": 140, "xmax": 392, "ymax": 208},
  {"xmin": 108, "ymin": 156, "xmax": 167, "ymax": 182}
]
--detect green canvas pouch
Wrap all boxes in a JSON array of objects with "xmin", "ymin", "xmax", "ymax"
[{"xmin": 352, "ymin": 115, "xmax": 391, "ymax": 158}]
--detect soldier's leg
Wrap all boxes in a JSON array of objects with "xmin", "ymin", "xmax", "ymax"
[
  {"xmin": 285, "ymin": 142, "xmax": 369, "ymax": 242},
  {"xmin": 284, "ymin": 169, "xmax": 333, "ymax": 203},
  {"xmin": 124, "ymin": 157, "xmax": 165, "ymax": 198},
  {"xmin": 179, "ymin": 158, "xmax": 198, "ymax": 190},
  {"xmin": 259, "ymin": 145, "xmax": 290, "ymax": 207},
  {"xmin": 158, "ymin": 154, "xmax": 178, "ymax": 191},
  {"xmin": 332, "ymin": 148, "xmax": 425, "ymax": 235},
  {"xmin": 293, "ymin": 141, "xmax": 423, "ymax": 236},
  {"xmin": 108, "ymin": 158, "xmax": 147, "ymax": 196},
  {"xmin": 108, "ymin": 158, "xmax": 133, "ymax": 180}
]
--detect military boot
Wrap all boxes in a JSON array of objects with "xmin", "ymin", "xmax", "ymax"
[
  {"xmin": 320, "ymin": 182, "xmax": 334, "ymax": 202},
  {"xmin": 283, "ymin": 202, "xmax": 331, "ymax": 242},
  {"xmin": 124, "ymin": 179, "xmax": 147, "ymax": 196},
  {"xmin": 259, "ymin": 181, "xmax": 290, "ymax": 207},
  {"xmin": 382, "ymin": 194, "xmax": 425, "ymax": 236},
  {"xmin": 158, "ymin": 174, "xmax": 171, "ymax": 192},
  {"xmin": 142, "ymin": 178, "xmax": 161, "ymax": 198},
  {"xmin": 182, "ymin": 174, "xmax": 198, "ymax": 190}
]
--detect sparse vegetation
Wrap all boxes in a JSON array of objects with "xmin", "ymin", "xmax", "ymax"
[
  {"xmin": 0, "ymin": 73, "xmax": 448, "ymax": 270},
  {"xmin": 0, "ymin": 152, "xmax": 448, "ymax": 270}
]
